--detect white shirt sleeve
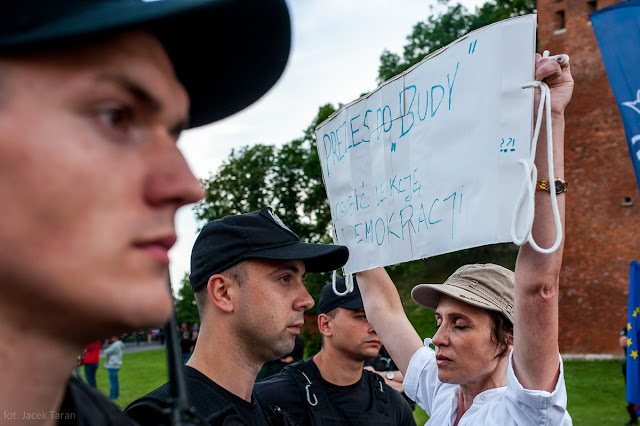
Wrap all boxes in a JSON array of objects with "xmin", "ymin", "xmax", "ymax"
[{"xmin": 504, "ymin": 350, "xmax": 573, "ymax": 425}]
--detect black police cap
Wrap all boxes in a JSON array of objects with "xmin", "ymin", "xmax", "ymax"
[
  {"xmin": 317, "ymin": 276, "xmax": 363, "ymax": 315},
  {"xmin": 189, "ymin": 207, "xmax": 349, "ymax": 292},
  {"xmin": 0, "ymin": 0, "xmax": 291, "ymax": 129}
]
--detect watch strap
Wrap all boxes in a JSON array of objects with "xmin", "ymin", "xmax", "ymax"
[
  {"xmin": 536, "ymin": 180, "xmax": 551, "ymax": 192},
  {"xmin": 536, "ymin": 178, "xmax": 567, "ymax": 194}
]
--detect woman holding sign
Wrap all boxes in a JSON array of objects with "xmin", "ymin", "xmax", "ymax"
[{"xmin": 356, "ymin": 53, "xmax": 573, "ymax": 425}]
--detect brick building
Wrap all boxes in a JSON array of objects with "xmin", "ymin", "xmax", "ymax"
[{"xmin": 537, "ymin": 0, "xmax": 640, "ymax": 354}]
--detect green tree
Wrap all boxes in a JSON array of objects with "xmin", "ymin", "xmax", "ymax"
[
  {"xmin": 174, "ymin": 273, "xmax": 200, "ymax": 327},
  {"xmin": 377, "ymin": 0, "xmax": 536, "ymax": 83},
  {"xmin": 195, "ymin": 103, "xmax": 338, "ymax": 243},
  {"xmin": 194, "ymin": 144, "xmax": 276, "ymax": 223}
]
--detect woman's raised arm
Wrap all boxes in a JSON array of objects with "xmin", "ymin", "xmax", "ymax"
[{"xmin": 513, "ymin": 53, "xmax": 574, "ymax": 391}]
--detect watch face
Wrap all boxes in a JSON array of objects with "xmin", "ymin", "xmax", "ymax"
[
  {"xmin": 554, "ymin": 180, "xmax": 564, "ymax": 194},
  {"xmin": 386, "ymin": 371, "xmax": 395, "ymax": 380}
]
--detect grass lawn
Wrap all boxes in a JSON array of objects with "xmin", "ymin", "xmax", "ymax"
[
  {"xmin": 94, "ymin": 348, "xmax": 168, "ymax": 410},
  {"xmin": 564, "ymin": 359, "xmax": 628, "ymax": 425},
  {"xmin": 90, "ymin": 348, "xmax": 630, "ymax": 424}
]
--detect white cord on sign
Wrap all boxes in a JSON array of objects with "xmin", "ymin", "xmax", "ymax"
[
  {"xmin": 510, "ymin": 51, "xmax": 563, "ymax": 254},
  {"xmin": 331, "ymin": 270, "xmax": 354, "ymax": 296},
  {"xmin": 329, "ymin": 223, "xmax": 355, "ymax": 296}
]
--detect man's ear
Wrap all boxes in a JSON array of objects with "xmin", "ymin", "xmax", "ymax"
[
  {"xmin": 317, "ymin": 313, "xmax": 333, "ymax": 337},
  {"xmin": 206, "ymin": 274, "xmax": 236, "ymax": 313}
]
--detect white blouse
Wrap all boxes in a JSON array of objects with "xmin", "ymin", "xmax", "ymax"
[{"xmin": 403, "ymin": 338, "xmax": 573, "ymax": 425}]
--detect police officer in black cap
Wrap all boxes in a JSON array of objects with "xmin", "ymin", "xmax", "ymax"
[
  {"xmin": 254, "ymin": 277, "xmax": 416, "ymax": 426},
  {"xmin": 0, "ymin": 1, "xmax": 291, "ymax": 424},
  {"xmin": 127, "ymin": 207, "xmax": 348, "ymax": 425}
]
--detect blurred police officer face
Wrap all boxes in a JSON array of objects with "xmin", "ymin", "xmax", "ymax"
[
  {"xmin": 325, "ymin": 308, "xmax": 382, "ymax": 361},
  {"xmin": 234, "ymin": 259, "xmax": 314, "ymax": 362},
  {"xmin": 0, "ymin": 30, "xmax": 204, "ymax": 337},
  {"xmin": 431, "ymin": 295, "xmax": 508, "ymax": 388}
]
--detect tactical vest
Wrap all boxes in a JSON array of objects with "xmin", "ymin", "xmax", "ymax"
[{"xmin": 282, "ymin": 361, "xmax": 392, "ymax": 426}]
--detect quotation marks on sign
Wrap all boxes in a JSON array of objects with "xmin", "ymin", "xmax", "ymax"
[
  {"xmin": 469, "ymin": 39, "xmax": 477, "ymax": 55},
  {"xmin": 500, "ymin": 138, "xmax": 515, "ymax": 152}
]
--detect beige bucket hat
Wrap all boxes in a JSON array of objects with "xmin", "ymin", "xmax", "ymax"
[{"xmin": 411, "ymin": 263, "xmax": 515, "ymax": 323}]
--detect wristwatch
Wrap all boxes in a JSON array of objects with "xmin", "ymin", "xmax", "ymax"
[
  {"xmin": 386, "ymin": 371, "xmax": 395, "ymax": 380},
  {"xmin": 536, "ymin": 178, "xmax": 568, "ymax": 194}
]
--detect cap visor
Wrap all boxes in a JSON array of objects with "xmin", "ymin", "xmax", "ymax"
[
  {"xmin": 337, "ymin": 299, "xmax": 365, "ymax": 310},
  {"xmin": 1, "ymin": 0, "xmax": 290, "ymax": 128},
  {"xmin": 319, "ymin": 297, "xmax": 364, "ymax": 315},
  {"xmin": 248, "ymin": 242, "xmax": 348, "ymax": 273},
  {"xmin": 155, "ymin": 0, "xmax": 291, "ymax": 127}
]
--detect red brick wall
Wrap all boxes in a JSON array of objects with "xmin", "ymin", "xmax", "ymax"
[{"xmin": 537, "ymin": 0, "xmax": 640, "ymax": 354}]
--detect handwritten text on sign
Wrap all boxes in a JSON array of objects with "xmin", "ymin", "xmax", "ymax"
[{"xmin": 316, "ymin": 15, "xmax": 537, "ymax": 274}]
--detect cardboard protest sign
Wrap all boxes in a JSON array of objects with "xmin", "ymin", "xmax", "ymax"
[{"xmin": 316, "ymin": 15, "xmax": 537, "ymax": 274}]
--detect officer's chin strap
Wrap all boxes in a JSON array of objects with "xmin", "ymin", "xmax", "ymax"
[{"xmin": 510, "ymin": 50, "xmax": 564, "ymax": 254}]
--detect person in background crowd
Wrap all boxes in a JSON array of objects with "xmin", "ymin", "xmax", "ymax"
[
  {"xmin": 621, "ymin": 326, "xmax": 638, "ymax": 425},
  {"xmin": 104, "ymin": 336, "xmax": 125, "ymax": 400},
  {"xmin": 80, "ymin": 341, "xmax": 102, "ymax": 389},
  {"xmin": 180, "ymin": 331, "xmax": 195, "ymax": 364},
  {"xmin": 157, "ymin": 328, "xmax": 165, "ymax": 346}
]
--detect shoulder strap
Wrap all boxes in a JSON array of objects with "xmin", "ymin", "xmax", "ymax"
[
  {"xmin": 363, "ymin": 369, "xmax": 390, "ymax": 417},
  {"xmin": 125, "ymin": 395, "xmax": 214, "ymax": 426},
  {"xmin": 125, "ymin": 395, "xmax": 176, "ymax": 422},
  {"xmin": 281, "ymin": 363, "xmax": 393, "ymax": 424},
  {"xmin": 282, "ymin": 361, "xmax": 341, "ymax": 426},
  {"xmin": 263, "ymin": 405, "xmax": 297, "ymax": 426}
]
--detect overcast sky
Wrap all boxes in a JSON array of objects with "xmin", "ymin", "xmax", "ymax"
[{"xmin": 168, "ymin": 0, "xmax": 485, "ymax": 289}]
